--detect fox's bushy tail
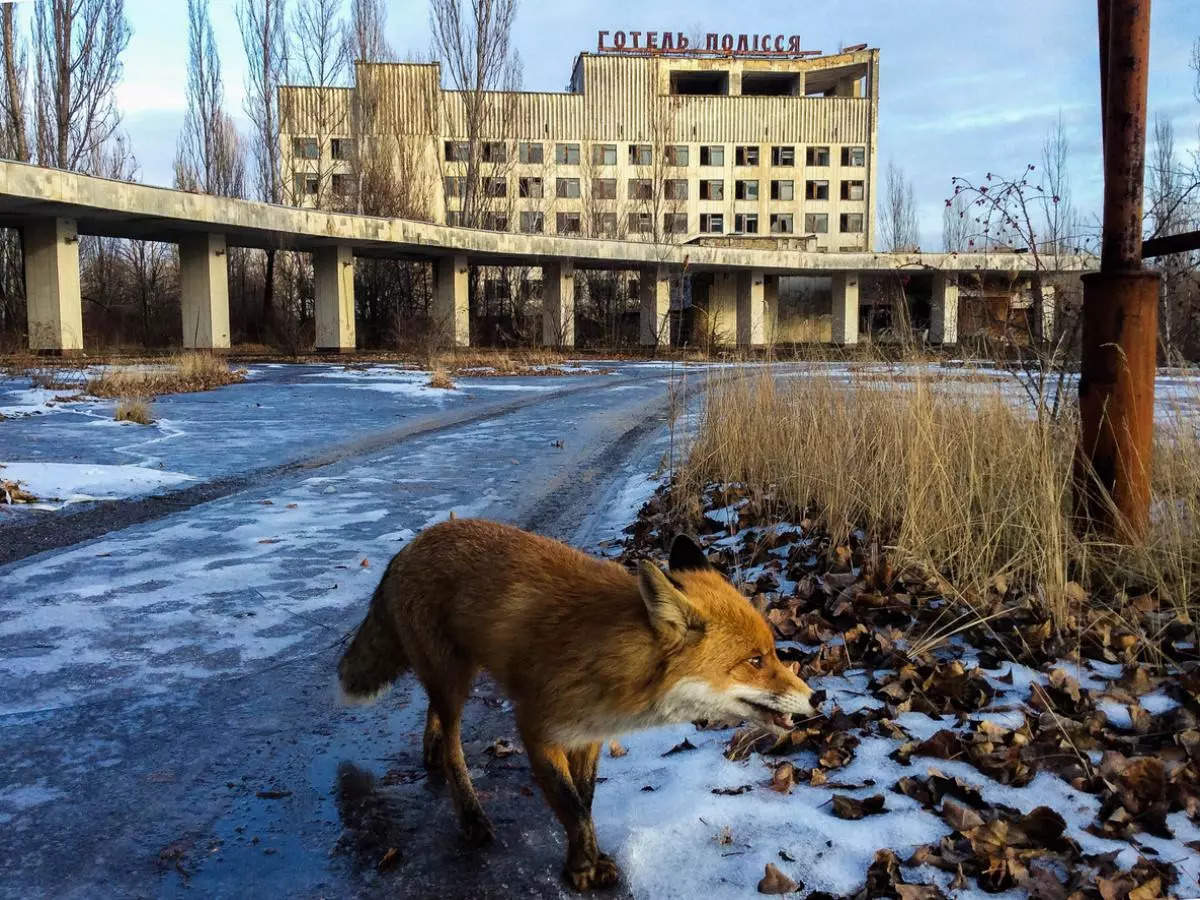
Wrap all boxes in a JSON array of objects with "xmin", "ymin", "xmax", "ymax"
[{"xmin": 337, "ymin": 561, "xmax": 409, "ymax": 703}]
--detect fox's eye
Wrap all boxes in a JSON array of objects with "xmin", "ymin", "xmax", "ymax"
[{"xmin": 747, "ymin": 655, "xmax": 763, "ymax": 669}]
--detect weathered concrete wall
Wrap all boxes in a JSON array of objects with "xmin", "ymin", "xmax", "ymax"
[{"xmin": 24, "ymin": 217, "xmax": 83, "ymax": 353}]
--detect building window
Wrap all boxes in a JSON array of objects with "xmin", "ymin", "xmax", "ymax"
[
  {"xmin": 293, "ymin": 137, "xmax": 318, "ymax": 160},
  {"xmin": 700, "ymin": 145, "xmax": 724, "ymax": 166},
  {"xmin": 443, "ymin": 140, "xmax": 468, "ymax": 162},
  {"xmin": 293, "ymin": 172, "xmax": 318, "ymax": 195},
  {"xmin": 770, "ymin": 179, "xmax": 794, "ymax": 201},
  {"xmin": 484, "ymin": 177, "xmax": 506, "ymax": 198},
  {"xmin": 771, "ymin": 146, "xmax": 795, "ymax": 166},
  {"xmin": 556, "ymin": 177, "xmax": 581, "ymax": 199},
  {"xmin": 665, "ymin": 145, "xmax": 689, "ymax": 166},
  {"xmin": 842, "ymin": 146, "xmax": 866, "ymax": 166},
  {"xmin": 330, "ymin": 138, "xmax": 353, "ymax": 160},
  {"xmin": 840, "ymin": 213, "xmax": 864, "ymax": 233},
  {"xmin": 556, "ymin": 212, "xmax": 582, "ymax": 234},
  {"xmin": 663, "ymin": 213, "xmax": 688, "ymax": 234},
  {"xmin": 331, "ymin": 173, "xmax": 353, "ymax": 195},
  {"xmin": 443, "ymin": 176, "xmax": 465, "ymax": 198},
  {"xmin": 806, "ymin": 146, "xmax": 830, "ymax": 166},
  {"xmin": 700, "ymin": 179, "xmax": 724, "ymax": 201},
  {"xmin": 735, "ymin": 179, "xmax": 758, "ymax": 201},
  {"xmin": 482, "ymin": 141, "xmax": 506, "ymax": 163},
  {"xmin": 519, "ymin": 176, "xmax": 543, "ymax": 199},
  {"xmin": 735, "ymin": 145, "xmax": 759, "ymax": 166},
  {"xmin": 593, "ymin": 143, "xmax": 617, "ymax": 166},
  {"xmin": 804, "ymin": 213, "xmax": 829, "ymax": 233},
  {"xmin": 555, "ymin": 142, "xmax": 580, "ymax": 165},
  {"xmin": 628, "ymin": 212, "xmax": 652, "ymax": 234},
  {"xmin": 770, "ymin": 213, "xmax": 794, "ymax": 234},
  {"xmin": 805, "ymin": 180, "xmax": 829, "ymax": 201},
  {"xmin": 629, "ymin": 144, "xmax": 652, "ymax": 166},
  {"xmin": 665, "ymin": 179, "xmax": 688, "ymax": 200},
  {"xmin": 482, "ymin": 212, "xmax": 508, "ymax": 231},
  {"xmin": 628, "ymin": 178, "xmax": 653, "ymax": 200},
  {"xmin": 519, "ymin": 142, "xmax": 544, "ymax": 164},
  {"xmin": 446, "ymin": 211, "xmax": 463, "ymax": 226},
  {"xmin": 734, "ymin": 212, "xmax": 758, "ymax": 233},
  {"xmin": 520, "ymin": 211, "xmax": 544, "ymax": 233},
  {"xmin": 593, "ymin": 177, "xmax": 617, "ymax": 200},
  {"xmin": 700, "ymin": 213, "xmax": 723, "ymax": 234},
  {"xmin": 593, "ymin": 212, "xmax": 618, "ymax": 235},
  {"xmin": 841, "ymin": 180, "xmax": 865, "ymax": 201}
]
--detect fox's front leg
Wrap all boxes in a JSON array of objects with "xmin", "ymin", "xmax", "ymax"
[{"xmin": 522, "ymin": 731, "xmax": 620, "ymax": 891}]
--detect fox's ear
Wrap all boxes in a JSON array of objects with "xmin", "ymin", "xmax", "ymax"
[
  {"xmin": 669, "ymin": 535, "xmax": 713, "ymax": 573},
  {"xmin": 637, "ymin": 560, "xmax": 706, "ymax": 650}
]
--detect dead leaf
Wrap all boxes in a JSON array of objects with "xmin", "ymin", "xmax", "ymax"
[
  {"xmin": 757, "ymin": 862, "xmax": 801, "ymax": 894},
  {"xmin": 941, "ymin": 797, "xmax": 984, "ymax": 831},
  {"xmin": 663, "ymin": 737, "xmax": 697, "ymax": 757},
  {"xmin": 831, "ymin": 793, "xmax": 886, "ymax": 820},
  {"xmin": 769, "ymin": 762, "xmax": 796, "ymax": 794},
  {"xmin": 360, "ymin": 558, "xmax": 369, "ymax": 567},
  {"xmin": 608, "ymin": 740, "xmax": 627, "ymax": 758},
  {"xmin": 485, "ymin": 738, "xmax": 521, "ymax": 758},
  {"xmin": 377, "ymin": 846, "xmax": 399, "ymax": 871}
]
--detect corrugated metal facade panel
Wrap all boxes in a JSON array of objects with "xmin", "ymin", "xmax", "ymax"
[
  {"xmin": 664, "ymin": 96, "xmax": 869, "ymax": 143},
  {"xmin": 279, "ymin": 86, "xmax": 353, "ymax": 135},
  {"xmin": 441, "ymin": 91, "xmax": 585, "ymax": 141}
]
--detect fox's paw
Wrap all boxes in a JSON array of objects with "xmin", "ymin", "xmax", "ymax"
[
  {"xmin": 460, "ymin": 811, "xmax": 495, "ymax": 847},
  {"xmin": 564, "ymin": 854, "xmax": 621, "ymax": 891}
]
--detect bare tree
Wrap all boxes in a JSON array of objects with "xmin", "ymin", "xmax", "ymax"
[
  {"xmin": 32, "ymin": 0, "xmax": 130, "ymax": 172},
  {"xmin": 878, "ymin": 160, "xmax": 920, "ymax": 252},
  {"xmin": 346, "ymin": 0, "xmax": 393, "ymax": 65},
  {"xmin": 238, "ymin": 0, "xmax": 289, "ymax": 337},
  {"xmin": 1, "ymin": 5, "xmax": 29, "ymax": 163},
  {"xmin": 1039, "ymin": 112, "xmax": 1081, "ymax": 262},
  {"xmin": 1147, "ymin": 114, "xmax": 1200, "ymax": 362},
  {"xmin": 175, "ymin": 0, "xmax": 245, "ymax": 198},
  {"xmin": 429, "ymin": 0, "xmax": 521, "ymax": 228},
  {"xmin": 942, "ymin": 190, "xmax": 970, "ymax": 252}
]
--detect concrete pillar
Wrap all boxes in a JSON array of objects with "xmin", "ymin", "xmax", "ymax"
[
  {"xmin": 313, "ymin": 245, "xmax": 356, "ymax": 352},
  {"xmin": 542, "ymin": 260, "xmax": 575, "ymax": 347},
  {"xmin": 639, "ymin": 265, "xmax": 670, "ymax": 347},
  {"xmin": 831, "ymin": 272, "xmax": 860, "ymax": 345},
  {"xmin": 434, "ymin": 254, "xmax": 470, "ymax": 347},
  {"xmin": 24, "ymin": 217, "xmax": 83, "ymax": 354},
  {"xmin": 179, "ymin": 233, "xmax": 231, "ymax": 350},
  {"xmin": 1037, "ymin": 284, "xmax": 1057, "ymax": 341},
  {"xmin": 764, "ymin": 275, "xmax": 780, "ymax": 344},
  {"xmin": 930, "ymin": 272, "xmax": 959, "ymax": 345},
  {"xmin": 706, "ymin": 271, "xmax": 738, "ymax": 346},
  {"xmin": 736, "ymin": 268, "xmax": 766, "ymax": 347}
]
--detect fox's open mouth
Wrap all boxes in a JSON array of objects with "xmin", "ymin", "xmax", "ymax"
[{"xmin": 745, "ymin": 701, "xmax": 793, "ymax": 731}]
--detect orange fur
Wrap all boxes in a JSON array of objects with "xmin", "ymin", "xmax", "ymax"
[{"xmin": 337, "ymin": 518, "xmax": 816, "ymax": 891}]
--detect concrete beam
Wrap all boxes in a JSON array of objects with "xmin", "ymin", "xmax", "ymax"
[
  {"xmin": 542, "ymin": 260, "xmax": 575, "ymax": 347},
  {"xmin": 314, "ymin": 244, "xmax": 356, "ymax": 352},
  {"xmin": 831, "ymin": 272, "xmax": 860, "ymax": 345},
  {"xmin": 179, "ymin": 233, "xmax": 231, "ymax": 350},
  {"xmin": 930, "ymin": 272, "xmax": 959, "ymax": 345},
  {"xmin": 736, "ymin": 268, "xmax": 766, "ymax": 347},
  {"xmin": 24, "ymin": 217, "xmax": 82, "ymax": 353},
  {"xmin": 639, "ymin": 265, "xmax": 670, "ymax": 347},
  {"xmin": 433, "ymin": 254, "xmax": 469, "ymax": 347}
]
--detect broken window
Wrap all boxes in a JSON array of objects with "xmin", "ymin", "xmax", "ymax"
[
  {"xmin": 771, "ymin": 146, "xmax": 795, "ymax": 167},
  {"xmin": 593, "ymin": 212, "xmax": 618, "ymax": 235},
  {"xmin": 806, "ymin": 146, "xmax": 830, "ymax": 166},
  {"xmin": 770, "ymin": 213, "xmax": 794, "ymax": 234},
  {"xmin": 700, "ymin": 179, "xmax": 724, "ymax": 201},
  {"xmin": 593, "ymin": 144, "xmax": 617, "ymax": 166},
  {"xmin": 840, "ymin": 213, "xmax": 864, "ymax": 233},
  {"xmin": 700, "ymin": 145, "xmax": 724, "ymax": 167},
  {"xmin": 628, "ymin": 144, "xmax": 652, "ymax": 166},
  {"xmin": 520, "ymin": 211, "xmax": 544, "ymax": 233},
  {"xmin": 663, "ymin": 213, "xmax": 688, "ymax": 234},
  {"xmin": 734, "ymin": 213, "xmax": 758, "ymax": 233},
  {"xmin": 628, "ymin": 179, "xmax": 653, "ymax": 200},
  {"xmin": 443, "ymin": 140, "xmax": 468, "ymax": 162},
  {"xmin": 628, "ymin": 212, "xmax": 652, "ymax": 233},
  {"xmin": 519, "ymin": 177, "xmax": 544, "ymax": 199},
  {"xmin": 519, "ymin": 142, "xmax": 543, "ymax": 164},
  {"xmin": 700, "ymin": 213, "xmax": 723, "ymax": 234},
  {"xmin": 805, "ymin": 180, "xmax": 829, "ymax": 201},
  {"xmin": 555, "ymin": 143, "xmax": 580, "ymax": 165},
  {"xmin": 841, "ymin": 180, "xmax": 865, "ymax": 201},
  {"xmin": 665, "ymin": 179, "xmax": 688, "ymax": 200},
  {"xmin": 804, "ymin": 213, "xmax": 829, "ymax": 233},
  {"xmin": 735, "ymin": 179, "xmax": 759, "ymax": 201},
  {"xmin": 556, "ymin": 212, "xmax": 581, "ymax": 234},
  {"xmin": 443, "ymin": 176, "xmax": 465, "ymax": 198},
  {"xmin": 735, "ymin": 146, "xmax": 759, "ymax": 166},
  {"xmin": 771, "ymin": 180, "xmax": 794, "ymax": 201},
  {"xmin": 482, "ymin": 212, "xmax": 508, "ymax": 231},
  {"xmin": 593, "ymin": 178, "xmax": 617, "ymax": 200},
  {"xmin": 665, "ymin": 145, "xmax": 689, "ymax": 166},
  {"xmin": 482, "ymin": 141, "xmax": 507, "ymax": 163},
  {"xmin": 330, "ymin": 138, "xmax": 353, "ymax": 160},
  {"xmin": 841, "ymin": 146, "xmax": 866, "ymax": 166},
  {"xmin": 294, "ymin": 137, "xmax": 319, "ymax": 160},
  {"xmin": 556, "ymin": 177, "xmax": 581, "ymax": 199},
  {"xmin": 485, "ymin": 177, "xmax": 507, "ymax": 198}
]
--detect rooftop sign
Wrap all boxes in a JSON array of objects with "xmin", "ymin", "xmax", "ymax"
[{"xmin": 597, "ymin": 30, "xmax": 820, "ymax": 58}]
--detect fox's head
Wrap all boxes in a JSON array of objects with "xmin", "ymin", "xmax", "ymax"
[{"xmin": 638, "ymin": 536, "xmax": 821, "ymax": 734}]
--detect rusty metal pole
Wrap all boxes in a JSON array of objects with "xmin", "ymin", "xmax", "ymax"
[{"xmin": 1076, "ymin": 0, "xmax": 1160, "ymax": 539}]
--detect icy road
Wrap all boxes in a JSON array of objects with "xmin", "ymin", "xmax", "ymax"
[{"xmin": 0, "ymin": 361, "xmax": 699, "ymax": 899}]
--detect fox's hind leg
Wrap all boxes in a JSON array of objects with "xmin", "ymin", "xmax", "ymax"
[
  {"xmin": 424, "ymin": 665, "xmax": 494, "ymax": 846},
  {"xmin": 422, "ymin": 707, "xmax": 443, "ymax": 771}
]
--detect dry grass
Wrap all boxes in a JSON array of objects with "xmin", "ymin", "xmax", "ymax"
[
  {"xmin": 678, "ymin": 370, "xmax": 1200, "ymax": 628},
  {"xmin": 427, "ymin": 366, "xmax": 456, "ymax": 390},
  {"xmin": 432, "ymin": 348, "xmax": 573, "ymax": 375},
  {"xmin": 86, "ymin": 352, "xmax": 246, "ymax": 398},
  {"xmin": 114, "ymin": 397, "xmax": 154, "ymax": 424}
]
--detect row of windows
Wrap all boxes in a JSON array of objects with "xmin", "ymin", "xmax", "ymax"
[
  {"xmin": 294, "ymin": 172, "xmax": 355, "ymax": 196},
  {"xmin": 443, "ymin": 140, "xmax": 867, "ymax": 168},
  {"xmin": 444, "ymin": 209, "xmax": 865, "ymax": 236},
  {"xmin": 292, "ymin": 137, "xmax": 354, "ymax": 161},
  {"xmin": 444, "ymin": 175, "xmax": 865, "ymax": 202}
]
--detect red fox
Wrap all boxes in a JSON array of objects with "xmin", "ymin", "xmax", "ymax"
[{"xmin": 337, "ymin": 518, "xmax": 818, "ymax": 891}]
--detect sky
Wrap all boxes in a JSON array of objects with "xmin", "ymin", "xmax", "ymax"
[{"xmin": 52, "ymin": 0, "xmax": 1200, "ymax": 249}]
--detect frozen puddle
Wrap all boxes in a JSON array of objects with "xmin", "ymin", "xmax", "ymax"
[{"xmin": 0, "ymin": 461, "xmax": 195, "ymax": 509}]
